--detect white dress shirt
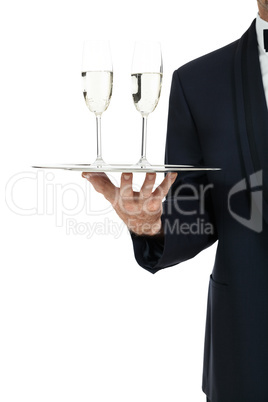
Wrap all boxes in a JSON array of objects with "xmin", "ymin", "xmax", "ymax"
[{"xmin": 256, "ymin": 13, "xmax": 268, "ymax": 108}]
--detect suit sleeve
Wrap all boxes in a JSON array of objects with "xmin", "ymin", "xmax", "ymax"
[{"xmin": 129, "ymin": 69, "xmax": 218, "ymax": 274}]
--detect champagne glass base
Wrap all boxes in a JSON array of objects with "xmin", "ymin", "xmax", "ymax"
[
  {"xmin": 90, "ymin": 157, "xmax": 112, "ymax": 169},
  {"xmin": 133, "ymin": 157, "xmax": 152, "ymax": 169}
]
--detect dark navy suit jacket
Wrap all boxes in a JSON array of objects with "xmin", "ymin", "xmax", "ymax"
[{"xmin": 130, "ymin": 20, "xmax": 268, "ymax": 402}]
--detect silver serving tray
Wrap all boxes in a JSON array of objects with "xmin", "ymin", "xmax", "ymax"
[{"xmin": 32, "ymin": 163, "xmax": 221, "ymax": 173}]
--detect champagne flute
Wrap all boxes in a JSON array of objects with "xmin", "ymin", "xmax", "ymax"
[
  {"xmin": 82, "ymin": 40, "xmax": 113, "ymax": 167},
  {"xmin": 131, "ymin": 41, "xmax": 163, "ymax": 167}
]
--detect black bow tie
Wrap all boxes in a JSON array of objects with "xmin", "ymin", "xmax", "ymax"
[{"xmin": 264, "ymin": 29, "xmax": 268, "ymax": 51}]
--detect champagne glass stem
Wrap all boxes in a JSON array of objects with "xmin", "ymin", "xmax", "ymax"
[
  {"xmin": 137, "ymin": 115, "xmax": 150, "ymax": 166},
  {"xmin": 96, "ymin": 115, "xmax": 102, "ymax": 160},
  {"xmin": 141, "ymin": 116, "xmax": 147, "ymax": 160},
  {"xmin": 91, "ymin": 114, "xmax": 106, "ymax": 166}
]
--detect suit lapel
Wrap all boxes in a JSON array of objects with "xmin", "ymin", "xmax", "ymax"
[{"xmin": 234, "ymin": 19, "xmax": 268, "ymax": 225}]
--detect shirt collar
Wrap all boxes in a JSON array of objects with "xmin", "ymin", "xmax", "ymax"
[{"xmin": 256, "ymin": 12, "xmax": 268, "ymax": 53}]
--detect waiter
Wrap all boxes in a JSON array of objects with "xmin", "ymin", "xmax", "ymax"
[{"xmin": 82, "ymin": 2, "xmax": 268, "ymax": 400}]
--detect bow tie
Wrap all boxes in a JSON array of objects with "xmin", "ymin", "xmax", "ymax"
[{"xmin": 264, "ymin": 29, "xmax": 268, "ymax": 51}]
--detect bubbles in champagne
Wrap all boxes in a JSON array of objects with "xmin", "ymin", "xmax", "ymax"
[
  {"xmin": 131, "ymin": 72, "xmax": 162, "ymax": 116},
  {"xmin": 82, "ymin": 71, "xmax": 113, "ymax": 115}
]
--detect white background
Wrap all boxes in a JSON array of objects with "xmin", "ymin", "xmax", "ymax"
[{"xmin": 1, "ymin": 1, "xmax": 256, "ymax": 401}]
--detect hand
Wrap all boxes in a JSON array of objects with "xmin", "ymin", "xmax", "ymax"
[{"xmin": 81, "ymin": 171, "xmax": 178, "ymax": 236}]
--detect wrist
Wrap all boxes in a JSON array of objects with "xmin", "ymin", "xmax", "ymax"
[{"xmin": 128, "ymin": 221, "xmax": 164, "ymax": 238}]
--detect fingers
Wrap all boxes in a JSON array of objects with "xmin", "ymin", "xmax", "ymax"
[
  {"xmin": 152, "ymin": 172, "xmax": 178, "ymax": 199},
  {"xmin": 81, "ymin": 172, "xmax": 117, "ymax": 203},
  {"xmin": 120, "ymin": 173, "xmax": 133, "ymax": 198},
  {"xmin": 82, "ymin": 171, "xmax": 177, "ymax": 213},
  {"xmin": 140, "ymin": 173, "xmax": 156, "ymax": 198}
]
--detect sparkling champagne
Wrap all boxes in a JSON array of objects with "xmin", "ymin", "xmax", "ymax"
[
  {"xmin": 131, "ymin": 72, "xmax": 162, "ymax": 117},
  {"xmin": 82, "ymin": 71, "xmax": 113, "ymax": 115}
]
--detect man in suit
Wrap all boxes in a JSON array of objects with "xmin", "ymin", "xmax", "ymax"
[{"xmin": 82, "ymin": 2, "xmax": 268, "ymax": 400}]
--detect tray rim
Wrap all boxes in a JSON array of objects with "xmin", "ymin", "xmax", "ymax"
[{"xmin": 32, "ymin": 163, "xmax": 221, "ymax": 172}]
